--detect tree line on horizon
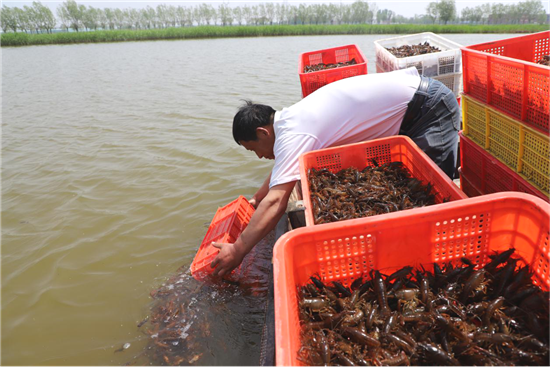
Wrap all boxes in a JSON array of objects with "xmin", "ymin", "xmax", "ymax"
[{"xmin": 1, "ymin": 0, "xmax": 547, "ymax": 34}]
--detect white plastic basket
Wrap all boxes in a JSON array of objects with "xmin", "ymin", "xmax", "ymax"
[
  {"xmin": 374, "ymin": 32, "xmax": 463, "ymax": 77},
  {"xmin": 376, "ymin": 61, "xmax": 463, "ymax": 97},
  {"xmin": 434, "ymin": 71, "xmax": 463, "ymax": 96}
]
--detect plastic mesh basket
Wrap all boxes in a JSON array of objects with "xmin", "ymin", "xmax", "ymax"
[
  {"xmin": 299, "ymin": 44, "xmax": 367, "ymax": 98},
  {"xmin": 190, "ymin": 196, "xmax": 255, "ymax": 281},
  {"xmin": 462, "ymin": 94, "xmax": 549, "ymax": 196},
  {"xmin": 460, "ymin": 132, "xmax": 548, "ymax": 201},
  {"xmin": 374, "ymin": 32, "xmax": 462, "ymax": 77},
  {"xmin": 273, "ymin": 192, "xmax": 550, "ymax": 366},
  {"xmin": 299, "ymin": 135, "xmax": 467, "ymax": 226},
  {"xmin": 461, "ymin": 31, "xmax": 550, "ymax": 134}
]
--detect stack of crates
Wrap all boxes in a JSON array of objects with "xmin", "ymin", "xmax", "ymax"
[
  {"xmin": 298, "ymin": 44, "xmax": 368, "ymax": 98},
  {"xmin": 460, "ymin": 31, "xmax": 550, "ymax": 201},
  {"xmin": 374, "ymin": 32, "xmax": 463, "ymax": 98}
]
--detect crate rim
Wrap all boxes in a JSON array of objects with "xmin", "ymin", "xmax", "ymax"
[
  {"xmin": 273, "ymin": 191, "xmax": 550, "ymax": 366},
  {"xmin": 374, "ymin": 31, "xmax": 463, "ymax": 48},
  {"xmin": 298, "ymin": 135, "xmax": 468, "ymax": 226},
  {"xmin": 298, "ymin": 43, "xmax": 367, "ymax": 76},
  {"xmin": 460, "ymin": 45, "xmax": 550, "ymax": 70}
]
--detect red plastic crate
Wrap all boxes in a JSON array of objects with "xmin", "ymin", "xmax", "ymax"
[
  {"xmin": 190, "ymin": 196, "xmax": 255, "ymax": 281},
  {"xmin": 273, "ymin": 192, "xmax": 550, "ymax": 366},
  {"xmin": 459, "ymin": 132, "xmax": 549, "ymax": 201},
  {"xmin": 461, "ymin": 31, "xmax": 550, "ymax": 135},
  {"xmin": 299, "ymin": 44, "xmax": 367, "ymax": 98},
  {"xmin": 299, "ymin": 135, "xmax": 467, "ymax": 226}
]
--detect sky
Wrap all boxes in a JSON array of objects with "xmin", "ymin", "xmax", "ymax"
[{"xmin": 4, "ymin": 0, "xmax": 550, "ymax": 18}]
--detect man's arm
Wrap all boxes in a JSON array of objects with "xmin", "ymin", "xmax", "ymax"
[
  {"xmin": 211, "ymin": 180, "xmax": 295, "ymax": 277},
  {"xmin": 249, "ymin": 173, "xmax": 271, "ymax": 208}
]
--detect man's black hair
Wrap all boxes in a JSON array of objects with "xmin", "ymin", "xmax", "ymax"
[{"xmin": 232, "ymin": 100, "xmax": 275, "ymax": 144}]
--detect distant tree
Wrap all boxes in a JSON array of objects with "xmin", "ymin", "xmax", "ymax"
[
  {"xmin": 296, "ymin": 3, "xmax": 308, "ymax": 24},
  {"xmin": 57, "ymin": 0, "xmax": 84, "ymax": 31},
  {"xmin": 29, "ymin": 2, "xmax": 55, "ymax": 33},
  {"xmin": 287, "ymin": 5, "xmax": 298, "ymax": 25},
  {"xmin": 218, "ymin": 3, "xmax": 233, "ymax": 26},
  {"xmin": 517, "ymin": 0, "xmax": 546, "ymax": 23},
  {"xmin": 175, "ymin": 6, "xmax": 185, "ymax": 27},
  {"xmin": 15, "ymin": 7, "xmax": 31, "ymax": 32},
  {"xmin": 82, "ymin": 6, "xmax": 99, "ymax": 31},
  {"xmin": 275, "ymin": 3, "xmax": 287, "ymax": 25},
  {"xmin": 257, "ymin": 3, "xmax": 266, "ymax": 25},
  {"xmin": 368, "ymin": 3, "xmax": 378, "ymax": 24},
  {"xmin": 461, "ymin": 6, "xmax": 481, "ymax": 24},
  {"xmin": 1, "ymin": 5, "xmax": 16, "ymax": 32},
  {"xmin": 479, "ymin": 3, "xmax": 491, "ymax": 24},
  {"xmin": 250, "ymin": 5, "xmax": 259, "ymax": 25},
  {"xmin": 426, "ymin": 2, "xmax": 439, "ymax": 23},
  {"xmin": 103, "ymin": 8, "xmax": 115, "ymax": 29},
  {"xmin": 377, "ymin": 9, "xmax": 394, "ymax": 24},
  {"xmin": 327, "ymin": 3, "xmax": 340, "ymax": 24},
  {"xmin": 23, "ymin": 5, "xmax": 38, "ymax": 33},
  {"xmin": 265, "ymin": 2, "xmax": 275, "ymax": 25},
  {"xmin": 113, "ymin": 8, "xmax": 124, "ymax": 29},
  {"xmin": 436, "ymin": 0, "xmax": 456, "ymax": 24},
  {"xmin": 350, "ymin": 0, "xmax": 369, "ymax": 24},
  {"xmin": 394, "ymin": 14, "xmax": 408, "ymax": 24},
  {"xmin": 341, "ymin": 3, "xmax": 352, "ymax": 24},
  {"xmin": 233, "ymin": 6, "xmax": 243, "ymax": 25},
  {"xmin": 96, "ymin": 8, "xmax": 107, "ymax": 30},
  {"xmin": 203, "ymin": 4, "xmax": 215, "ymax": 25},
  {"xmin": 242, "ymin": 5, "xmax": 252, "ymax": 25}
]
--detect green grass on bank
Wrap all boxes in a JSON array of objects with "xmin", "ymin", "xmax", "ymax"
[{"xmin": 2, "ymin": 24, "xmax": 547, "ymax": 47}]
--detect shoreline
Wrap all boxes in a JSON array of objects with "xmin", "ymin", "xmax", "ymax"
[{"xmin": 2, "ymin": 24, "xmax": 546, "ymax": 47}]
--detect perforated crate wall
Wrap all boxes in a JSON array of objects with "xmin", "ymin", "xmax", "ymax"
[
  {"xmin": 462, "ymin": 31, "xmax": 550, "ymax": 135},
  {"xmin": 460, "ymin": 132, "xmax": 549, "ymax": 202},
  {"xmin": 462, "ymin": 95, "xmax": 550, "ymax": 197},
  {"xmin": 274, "ymin": 193, "xmax": 550, "ymax": 366}
]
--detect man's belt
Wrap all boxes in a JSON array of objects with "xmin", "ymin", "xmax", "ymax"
[{"xmin": 401, "ymin": 76, "xmax": 430, "ymax": 133}]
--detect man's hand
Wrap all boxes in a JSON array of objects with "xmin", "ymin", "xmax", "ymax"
[
  {"xmin": 249, "ymin": 197, "xmax": 259, "ymax": 209},
  {"xmin": 210, "ymin": 241, "xmax": 246, "ymax": 277}
]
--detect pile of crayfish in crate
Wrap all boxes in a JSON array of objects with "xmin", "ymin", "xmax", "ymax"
[
  {"xmin": 386, "ymin": 42, "xmax": 441, "ymax": 58},
  {"xmin": 308, "ymin": 161, "xmax": 441, "ymax": 224},
  {"xmin": 304, "ymin": 58, "xmax": 357, "ymax": 73},
  {"xmin": 298, "ymin": 249, "xmax": 550, "ymax": 366}
]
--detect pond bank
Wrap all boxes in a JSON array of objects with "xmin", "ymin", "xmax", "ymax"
[{"xmin": 1, "ymin": 24, "xmax": 546, "ymax": 47}]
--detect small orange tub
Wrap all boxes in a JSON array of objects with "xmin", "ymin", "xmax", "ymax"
[{"xmin": 190, "ymin": 196, "xmax": 255, "ymax": 281}]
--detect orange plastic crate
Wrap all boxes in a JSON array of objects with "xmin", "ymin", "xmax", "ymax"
[
  {"xmin": 299, "ymin": 135, "xmax": 467, "ymax": 226},
  {"xmin": 461, "ymin": 31, "xmax": 550, "ymax": 135},
  {"xmin": 273, "ymin": 192, "xmax": 550, "ymax": 366},
  {"xmin": 190, "ymin": 196, "xmax": 255, "ymax": 281},
  {"xmin": 459, "ymin": 132, "xmax": 549, "ymax": 201},
  {"xmin": 299, "ymin": 44, "xmax": 367, "ymax": 98}
]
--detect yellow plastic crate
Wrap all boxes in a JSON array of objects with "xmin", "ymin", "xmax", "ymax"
[{"xmin": 462, "ymin": 94, "xmax": 549, "ymax": 196}]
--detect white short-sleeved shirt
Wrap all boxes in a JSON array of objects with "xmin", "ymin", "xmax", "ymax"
[{"xmin": 269, "ymin": 67, "xmax": 420, "ymax": 188}]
